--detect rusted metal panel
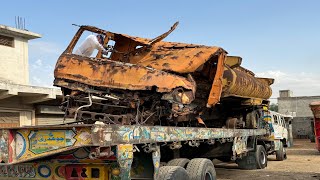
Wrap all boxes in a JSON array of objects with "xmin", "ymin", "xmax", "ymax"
[
  {"xmin": 132, "ymin": 42, "xmax": 225, "ymax": 73},
  {"xmin": 54, "ymin": 23, "xmax": 273, "ymax": 110},
  {"xmin": 54, "ymin": 54, "xmax": 196, "ymax": 93}
]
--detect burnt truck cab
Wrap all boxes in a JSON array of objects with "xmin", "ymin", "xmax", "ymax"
[{"xmin": 54, "ymin": 22, "xmax": 274, "ymax": 129}]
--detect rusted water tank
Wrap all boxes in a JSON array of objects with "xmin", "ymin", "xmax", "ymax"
[
  {"xmin": 222, "ymin": 65, "xmax": 273, "ymax": 100},
  {"xmin": 309, "ymin": 101, "xmax": 320, "ymax": 152}
]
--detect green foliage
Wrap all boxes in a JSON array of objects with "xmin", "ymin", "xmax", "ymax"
[{"xmin": 269, "ymin": 103, "xmax": 278, "ymax": 112}]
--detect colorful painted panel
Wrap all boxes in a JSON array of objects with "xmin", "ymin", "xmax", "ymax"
[
  {"xmin": 0, "ymin": 130, "xmax": 9, "ymax": 163},
  {"xmin": 0, "ymin": 164, "xmax": 36, "ymax": 178},
  {"xmin": 92, "ymin": 125, "xmax": 267, "ymax": 146},
  {"xmin": 0, "ymin": 162, "xmax": 110, "ymax": 180},
  {"xmin": 13, "ymin": 127, "xmax": 92, "ymax": 164},
  {"xmin": 28, "ymin": 130, "xmax": 76, "ymax": 154}
]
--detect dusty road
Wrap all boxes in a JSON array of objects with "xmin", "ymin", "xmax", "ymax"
[{"xmin": 215, "ymin": 139, "xmax": 320, "ymax": 180}]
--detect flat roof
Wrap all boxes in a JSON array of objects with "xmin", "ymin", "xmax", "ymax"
[
  {"xmin": 0, "ymin": 81, "xmax": 62, "ymax": 104},
  {"xmin": 0, "ymin": 24, "xmax": 41, "ymax": 40}
]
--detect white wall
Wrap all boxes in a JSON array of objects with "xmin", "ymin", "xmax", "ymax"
[{"xmin": 0, "ymin": 35, "xmax": 29, "ymax": 85}]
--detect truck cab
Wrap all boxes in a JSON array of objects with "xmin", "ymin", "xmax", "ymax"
[{"xmin": 263, "ymin": 110, "xmax": 292, "ymax": 160}]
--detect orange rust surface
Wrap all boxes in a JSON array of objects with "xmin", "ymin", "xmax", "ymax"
[
  {"xmin": 54, "ymin": 23, "xmax": 273, "ymax": 107},
  {"xmin": 54, "ymin": 54, "xmax": 195, "ymax": 93},
  {"xmin": 132, "ymin": 42, "xmax": 224, "ymax": 73}
]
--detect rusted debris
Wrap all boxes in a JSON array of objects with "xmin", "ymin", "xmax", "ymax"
[{"xmin": 54, "ymin": 22, "xmax": 273, "ymax": 128}]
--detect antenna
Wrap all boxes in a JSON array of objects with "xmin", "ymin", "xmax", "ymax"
[{"xmin": 15, "ymin": 16, "xmax": 26, "ymax": 30}]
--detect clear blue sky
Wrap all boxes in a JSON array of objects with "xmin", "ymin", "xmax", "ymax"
[{"xmin": 1, "ymin": 0, "xmax": 320, "ymax": 100}]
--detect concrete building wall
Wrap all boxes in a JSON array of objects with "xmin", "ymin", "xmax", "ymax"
[
  {"xmin": 291, "ymin": 117, "xmax": 313, "ymax": 138},
  {"xmin": 278, "ymin": 93, "xmax": 320, "ymax": 139},
  {"xmin": 278, "ymin": 96, "xmax": 320, "ymax": 117},
  {"xmin": 0, "ymin": 96, "xmax": 35, "ymax": 127},
  {"xmin": 0, "ymin": 24, "xmax": 41, "ymax": 85}
]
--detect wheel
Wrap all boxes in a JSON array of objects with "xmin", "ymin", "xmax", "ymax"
[
  {"xmin": 256, "ymin": 145, "xmax": 268, "ymax": 169},
  {"xmin": 236, "ymin": 145, "xmax": 267, "ymax": 169},
  {"xmin": 245, "ymin": 110, "xmax": 260, "ymax": 128},
  {"xmin": 186, "ymin": 158, "xmax": 216, "ymax": 180},
  {"xmin": 167, "ymin": 158, "xmax": 190, "ymax": 168},
  {"xmin": 276, "ymin": 141, "xmax": 287, "ymax": 161},
  {"xmin": 156, "ymin": 166, "xmax": 189, "ymax": 180}
]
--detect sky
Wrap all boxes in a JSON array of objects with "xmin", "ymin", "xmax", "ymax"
[{"xmin": 1, "ymin": 0, "xmax": 320, "ymax": 103}]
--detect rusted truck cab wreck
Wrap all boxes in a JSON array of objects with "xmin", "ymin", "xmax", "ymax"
[{"xmin": 54, "ymin": 22, "xmax": 273, "ymax": 129}]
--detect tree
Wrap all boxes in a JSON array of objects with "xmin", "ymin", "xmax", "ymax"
[{"xmin": 269, "ymin": 103, "xmax": 278, "ymax": 112}]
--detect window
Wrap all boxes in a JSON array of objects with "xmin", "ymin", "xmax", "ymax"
[
  {"xmin": 273, "ymin": 115, "xmax": 278, "ymax": 124},
  {"xmin": 0, "ymin": 34, "xmax": 14, "ymax": 47}
]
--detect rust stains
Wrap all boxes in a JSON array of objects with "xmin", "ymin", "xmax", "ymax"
[{"xmin": 54, "ymin": 22, "xmax": 273, "ymax": 108}]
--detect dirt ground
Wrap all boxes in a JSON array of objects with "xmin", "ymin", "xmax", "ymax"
[{"xmin": 214, "ymin": 139, "xmax": 320, "ymax": 180}]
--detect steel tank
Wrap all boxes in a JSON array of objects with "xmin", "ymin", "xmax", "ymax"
[{"xmin": 221, "ymin": 66, "xmax": 273, "ymax": 100}]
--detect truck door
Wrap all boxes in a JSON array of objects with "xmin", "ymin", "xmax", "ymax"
[{"xmin": 272, "ymin": 114, "xmax": 283, "ymax": 140}]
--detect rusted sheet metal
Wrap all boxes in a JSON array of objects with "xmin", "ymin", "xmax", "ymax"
[
  {"xmin": 54, "ymin": 23, "xmax": 273, "ymax": 109},
  {"xmin": 309, "ymin": 101, "xmax": 320, "ymax": 152},
  {"xmin": 131, "ymin": 42, "xmax": 225, "ymax": 73},
  {"xmin": 54, "ymin": 54, "xmax": 195, "ymax": 93},
  {"xmin": 91, "ymin": 124, "xmax": 267, "ymax": 146}
]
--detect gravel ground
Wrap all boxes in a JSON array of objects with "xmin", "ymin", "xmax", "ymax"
[{"xmin": 214, "ymin": 139, "xmax": 320, "ymax": 180}]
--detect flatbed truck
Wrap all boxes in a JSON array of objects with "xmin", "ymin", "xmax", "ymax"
[
  {"xmin": 0, "ymin": 123, "xmax": 270, "ymax": 179},
  {"xmin": 0, "ymin": 22, "xmax": 285, "ymax": 180}
]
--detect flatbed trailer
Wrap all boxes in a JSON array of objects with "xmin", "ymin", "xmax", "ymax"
[{"xmin": 0, "ymin": 124, "xmax": 267, "ymax": 180}]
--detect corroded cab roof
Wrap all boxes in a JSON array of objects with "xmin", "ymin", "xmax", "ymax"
[{"xmin": 89, "ymin": 22, "xmax": 227, "ymax": 74}]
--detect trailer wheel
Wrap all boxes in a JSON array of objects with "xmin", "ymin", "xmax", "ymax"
[
  {"xmin": 186, "ymin": 158, "xmax": 216, "ymax": 180},
  {"xmin": 156, "ymin": 166, "xmax": 189, "ymax": 180},
  {"xmin": 236, "ymin": 145, "xmax": 267, "ymax": 169},
  {"xmin": 276, "ymin": 141, "xmax": 287, "ymax": 161},
  {"xmin": 167, "ymin": 158, "xmax": 190, "ymax": 168}
]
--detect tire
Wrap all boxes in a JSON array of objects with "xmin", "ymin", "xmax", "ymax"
[
  {"xmin": 245, "ymin": 110, "xmax": 259, "ymax": 129},
  {"xmin": 156, "ymin": 166, "xmax": 189, "ymax": 180},
  {"xmin": 276, "ymin": 141, "xmax": 287, "ymax": 161},
  {"xmin": 236, "ymin": 145, "xmax": 267, "ymax": 169},
  {"xmin": 256, "ymin": 145, "xmax": 267, "ymax": 169},
  {"xmin": 186, "ymin": 158, "xmax": 216, "ymax": 180},
  {"xmin": 167, "ymin": 158, "xmax": 190, "ymax": 168}
]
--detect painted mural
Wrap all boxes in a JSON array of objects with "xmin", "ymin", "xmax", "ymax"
[
  {"xmin": 12, "ymin": 127, "xmax": 92, "ymax": 163},
  {"xmin": 28, "ymin": 130, "xmax": 76, "ymax": 154}
]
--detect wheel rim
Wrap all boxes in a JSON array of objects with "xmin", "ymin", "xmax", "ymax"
[
  {"xmin": 205, "ymin": 172, "xmax": 213, "ymax": 180},
  {"xmin": 260, "ymin": 150, "xmax": 266, "ymax": 164}
]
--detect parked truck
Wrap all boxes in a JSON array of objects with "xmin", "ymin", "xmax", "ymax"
[{"xmin": 0, "ymin": 22, "xmax": 283, "ymax": 180}]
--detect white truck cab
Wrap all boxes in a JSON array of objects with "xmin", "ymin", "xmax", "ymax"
[{"xmin": 263, "ymin": 110, "xmax": 293, "ymax": 160}]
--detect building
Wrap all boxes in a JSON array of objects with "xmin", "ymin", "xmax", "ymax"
[
  {"xmin": 278, "ymin": 90, "xmax": 320, "ymax": 138},
  {"xmin": 0, "ymin": 24, "xmax": 68, "ymax": 127}
]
